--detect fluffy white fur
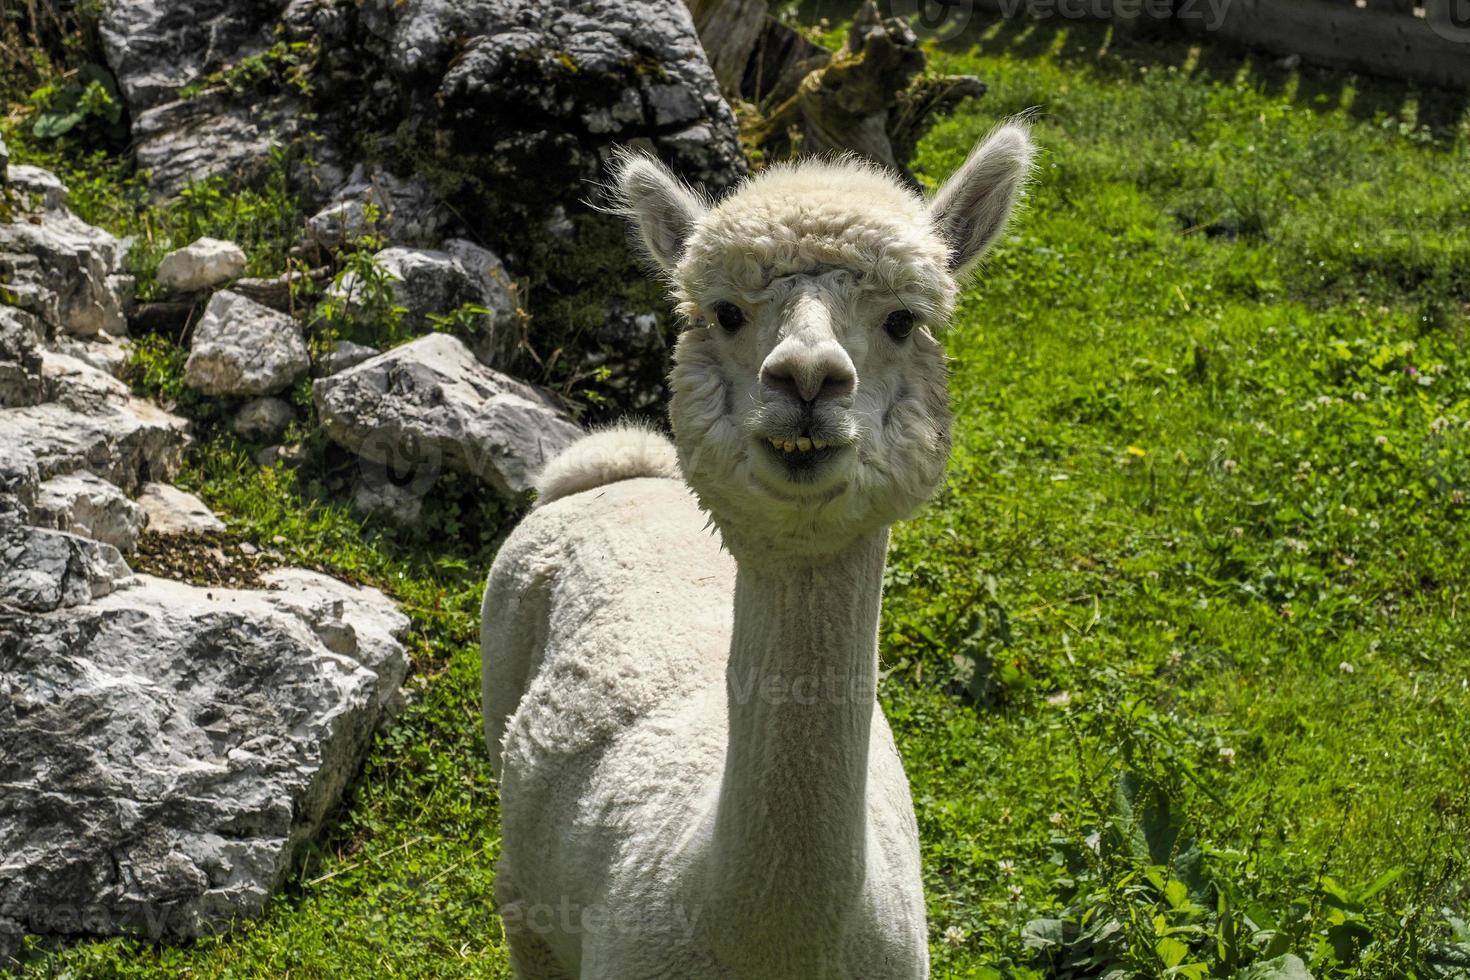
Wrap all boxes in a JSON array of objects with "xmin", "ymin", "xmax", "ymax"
[
  {"xmin": 535, "ymin": 422, "xmax": 682, "ymax": 508},
  {"xmin": 482, "ymin": 123, "xmax": 1034, "ymax": 978}
]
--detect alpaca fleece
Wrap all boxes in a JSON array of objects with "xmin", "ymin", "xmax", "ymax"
[{"xmin": 483, "ymin": 122, "xmax": 1035, "ymax": 978}]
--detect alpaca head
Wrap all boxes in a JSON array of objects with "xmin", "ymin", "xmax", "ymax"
[{"xmin": 612, "ymin": 125, "xmax": 1035, "ymax": 562}]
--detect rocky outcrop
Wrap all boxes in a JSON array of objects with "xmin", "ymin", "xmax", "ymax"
[
  {"xmin": 97, "ymin": 0, "xmax": 337, "ymax": 199},
  {"xmin": 348, "ymin": 0, "xmax": 745, "ymax": 195},
  {"xmin": 100, "ymin": 0, "xmax": 745, "ymax": 202},
  {"xmin": 183, "ymin": 290, "xmax": 310, "ymax": 396},
  {"xmin": 0, "ymin": 377, "xmax": 189, "ymax": 495},
  {"xmin": 0, "ymin": 159, "xmax": 414, "ymax": 954},
  {"xmin": 313, "ymin": 333, "xmax": 581, "ymax": 505},
  {"xmin": 0, "ymin": 520, "xmax": 133, "ymax": 612},
  {"xmin": 0, "ymin": 555, "xmax": 409, "ymax": 945},
  {"xmin": 0, "ymin": 307, "xmax": 44, "ymax": 408}
]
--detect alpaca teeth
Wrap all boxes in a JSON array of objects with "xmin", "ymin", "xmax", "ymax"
[
  {"xmin": 796, "ymin": 437, "xmax": 813, "ymax": 451},
  {"xmin": 810, "ymin": 438, "xmax": 827, "ymax": 450}
]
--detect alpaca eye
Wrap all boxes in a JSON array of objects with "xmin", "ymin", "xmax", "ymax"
[
  {"xmin": 714, "ymin": 302, "xmax": 745, "ymax": 332},
  {"xmin": 884, "ymin": 309, "xmax": 915, "ymax": 342}
]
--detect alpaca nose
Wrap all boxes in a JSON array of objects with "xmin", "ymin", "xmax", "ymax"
[{"xmin": 760, "ymin": 342, "xmax": 857, "ymax": 405}]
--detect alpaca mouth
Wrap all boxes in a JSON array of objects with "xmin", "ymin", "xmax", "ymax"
[{"xmin": 761, "ymin": 435, "xmax": 844, "ymax": 479}]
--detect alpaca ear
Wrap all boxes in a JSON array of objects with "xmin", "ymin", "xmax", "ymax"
[
  {"xmin": 608, "ymin": 149, "xmax": 709, "ymax": 272},
  {"xmin": 929, "ymin": 122, "xmax": 1036, "ymax": 275}
]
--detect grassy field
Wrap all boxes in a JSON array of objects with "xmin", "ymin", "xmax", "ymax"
[{"xmin": 12, "ymin": 12, "xmax": 1470, "ymax": 979}]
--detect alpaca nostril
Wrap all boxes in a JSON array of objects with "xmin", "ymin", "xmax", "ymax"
[{"xmin": 760, "ymin": 349, "xmax": 857, "ymax": 405}]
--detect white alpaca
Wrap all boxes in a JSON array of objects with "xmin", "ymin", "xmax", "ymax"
[{"xmin": 481, "ymin": 124, "xmax": 1035, "ymax": 979}]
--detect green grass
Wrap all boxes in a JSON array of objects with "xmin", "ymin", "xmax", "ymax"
[{"xmin": 13, "ymin": 14, "xmax": 1470, "ymax": 979}]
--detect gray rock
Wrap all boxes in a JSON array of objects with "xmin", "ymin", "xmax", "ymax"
[
  {"xmin": 351, "ymin": 474, "xmax": 425, "ymax": 526},
  {"xmin": 39, "ymin": 349, "xmax": 131, "ymax": 410},
  {"xmin": 444, "ymin": 238, "xmax": 521, "ymax": 366},
  {"xmin": 313, "ymin": 333, "xmax": 581, "ymax": 504},
  {"xmin": 184, "ymin": 291, "xmax": 309, "ymax": 396},
  {"xmin": 99, "ymin": 2, "xmax": 317, "ymax": 198},
  {"xmin": 331, "ymin": 244, "xmax": 519, "ymax": 367},
  {"xmin": 136, "ymin": 483, "xmax": 226, "ymax": 536},
  {"xmin": 29, "ymin": 470, "xmax": 148, "ymax": 554},
  {"xmin": 0, "ymin": 444, "xmax": 39, "ymax": 517},
  {"xmin": 0, "ymin": 916, "xmax": 20, "ymax": 971},
  {"xmin": 0, "ymin": 167, "xmax": 133, "ymax": 338},
  {"xmin": 0, "ymin": 392, "xmax": 189, "ymax": 496},
  {"xmin": 321, "ymin": 339, "xmax": 378, "ymax": 375},
  {"xmin": 7, "ymin": 165, "xmax": 68, "ymax": 211},
  {"xmin": 370, "ymin": 0, "xmax": 745, "ymax": 195},
  {"xmin": 99, "ymin": 0, "xmax": 743, "ymax": 205},
  {"xmin": 577, "ymin": 304, "xmax": 671, "ymax": 410},
  {"xmin": 232, "ymin": 396, "xmax": 295, "ymax": 442},
  {"xmin": 49, "ymin": 333, "xmax": 132, "ymax": 378},
  {"xmin": 99, "ymin": 0, "xmax": 283, "ymax": 112},
  {"xmin": 330, "ymin": 247, "xmax": 476, "ymax": 332},
  {"xmin": 131, "ymin": 91, "xmax": 336, "ymax": 201},
  {"xmin": 156, "ymin": 237, "xmax": 247, "ymax": 293},
  {"xmin": 0, "ymin": 306, "xmax": 44, "ymax": 408},
  {"xmin": 0, "ymin": 519, "xmax": 132, "ymax": 612},
  {"xmin": 0, "ymin": 562, "xmax": 409, "ymax": 943},
  {"xmin": 305, "ymin": 165, "xmax": 447, "ymax": 250},
  {"xmin": 258, "ymin": 568, "xmax": 411, "ymax": 711}
]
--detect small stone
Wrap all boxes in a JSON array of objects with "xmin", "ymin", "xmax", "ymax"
[
  {"xmin": 156, "ymin": 237, "xmax": 247, "ymax": 293},
  {"xmin": 29, "ymin": 470, "xmax": 148, "ymax": 554},
  {"xmin": 7, "ymin": 165, "xmax": 68, "ymax": 211},
  {"xmin": 352, "ymin": 475, "xmax": 425, "ymax": 525},
  {"xmin": 137, "ymin": 483, "xmax": 226, "ymax": 536},
  {"xmin": 231, "ymin": 397, "xmax": 295, "ymax": 442},
  {"xmin": 183, "ymin": 291, "xmax": 309, "ymax": 396}
]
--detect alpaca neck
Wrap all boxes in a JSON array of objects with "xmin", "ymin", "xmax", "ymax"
[{"xmin": 706, "ymin": 529, "xmax": 889, "ymax": 974}]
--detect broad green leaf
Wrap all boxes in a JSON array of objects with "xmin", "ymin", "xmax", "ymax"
[
  {"xmin": 1235, "ymin": 953, "xmax": 1313, "ymax": 980},
  {"xmin": 1157, "ymin": 936, "xmax": 1190, "ymax": 968}
]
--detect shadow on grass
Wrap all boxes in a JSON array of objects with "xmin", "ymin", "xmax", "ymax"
[{"xmin": 934, "ymin": 12, "xmax": 1469, "ymax": 134}]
